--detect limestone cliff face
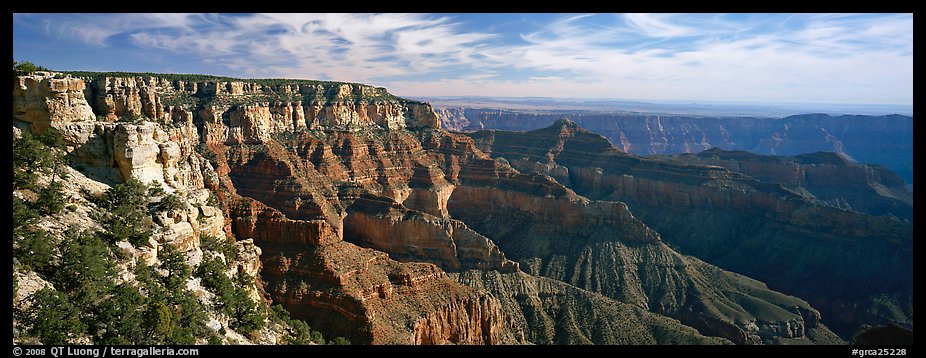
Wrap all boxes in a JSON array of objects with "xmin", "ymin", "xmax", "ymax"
[
  {"xmin": 78, "ymin": 75, "xmax": 439, "ymax": 140},
  {"xmin": 12, "ymin": 73, "xmax": 230, "ymax": 261},
  {"xmin": 13, "ymin": 73, "xmax": 95, "ymax": 131},
  {"xmin": 436, "ymin": 108, "xmax": 472, "ymax": 132},
  {"xmin": 11, "ymin": 73, "xmax": 280, "ymax": 344},
  {"xmin": 467, "ymin": 119, "xmax": 912, "ymax": 339}
]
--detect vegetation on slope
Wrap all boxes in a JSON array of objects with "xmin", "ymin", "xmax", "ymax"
[{"xmin": 11, "ymin": 128, "xmax": 347, "ymax": 345}]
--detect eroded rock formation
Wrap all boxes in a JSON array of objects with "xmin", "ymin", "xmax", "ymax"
[
  {"xmin": 13, "ymin": 73, "xmax": 95, "ymax": 131},
  {"xmin": 468, "ymin": 119, "xmax": 912, "ymax": 339}
]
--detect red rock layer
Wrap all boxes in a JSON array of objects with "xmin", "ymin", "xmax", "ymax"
[
  {"xmin": 232, "ymin": 197, "xmax": 517, "ymax": 344},
  {"xmin": 344, "ymin": 194, "xmax": 518, "ymax": 273},
  {"xmin": 204, "ymin": 125, "xmax": 524, "ymax": 344}
]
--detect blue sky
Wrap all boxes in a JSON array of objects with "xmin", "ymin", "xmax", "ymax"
[{"xmin": 13, "ymin": 13, "xmax": 913, "ymax": 105}]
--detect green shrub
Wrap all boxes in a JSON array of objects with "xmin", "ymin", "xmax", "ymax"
[
  {"xmin": 35, "ymin": 129, "xmax": 65, "ymax": 149},
  {"xmin": 207, "ymin": 335, "xmax": 223, "ymax": 345},
  {"xmin": 195, "ymin": 257, "xmax": 236, "ymax": 314},
  {"xmin": 27, "ymin": 288, "xmax": 86, "ymax": 344},
  {"xmin": 100, "ymin": 179, "xmax": 153, "ymax": 246},
  {"xmin": 13, "ymin": 131, "xmax": 54, "ymax": 190},
  {"xmin": 36, "ymin": 180, "xmax": 66, "ymax": 215},
  {"xmin": 195, "ymin": 257, "xmax": 264, "ymax": 334},
  {"xmin": 134, "ymin": 254, "xmax": 210, "ymax": 345},
  {"xmin": 13, "ymin": 195, "xmax": 37, "ymax": 231},
  {"xmin": 229, "ymin": 276, "xmax": 263, "ymax": 333},
  {"xmin": 157, "ymin": 193, "xmax": 186, "ymax": 212},
  {"xmin": 13, "ymin": 61, "xmax": 48, "ymax": 76},
  {"xmin": 14, "ymin": 228, "xmax": 56, "ymax": 274},
  {"xmin": 328, "ymin": 336, "xmax": 350, "ymax": 345},
  {"xmin": 158, "ymin": 244, "xmax": 192, "ymax": 291},
  {"xmin": 284, "ymin": 318, "xmax": 316, "ymax": 345},
  {"xmin": 201, "ymin": 234, "xmax": 237, "ymax": 266},
  {"xmin": 118, "ymin": 113, "xmax": 148, "ymax": 124},
  {"xmin": 55, "ymin": 232, "xmax": 115, "ymax": 308},
  {"xmin": 148, "ymin": 182, "xmax": 167, "ymax": 197},
  {"xmin": 147, "ymin": 301, "xmax": 175, "ymax": 341},
  {"xmin": 270, "ymin": 303, "xmax": 332, "ymax": 345},
  {"xmin": 92, "ymin": 284, "xmax": 147, "ymax": 344},
  {"xmin": 206, "ymin": 191, "xmax": 219, "ymax": 207}
]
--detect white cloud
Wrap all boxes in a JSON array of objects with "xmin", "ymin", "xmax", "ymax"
[{"xmin": 623, "ymin": 13, "xmax": 704, "ymax": 37}]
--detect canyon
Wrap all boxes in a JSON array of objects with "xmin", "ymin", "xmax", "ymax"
[
  {"xmin": 435, "ymin": 108, "xmax": 913, "ymax": 185},
  {"xmin": 468, "ymin": 119, "xmax": 912, "ymax": 339},
  {"xmin": 12, "ymin": 71, "xmax": 911, "ymax": 345}
]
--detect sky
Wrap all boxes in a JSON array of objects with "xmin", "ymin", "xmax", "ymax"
[{"xmin": 12, "ymin": 13, "xmax": 913, "ymax": 106}]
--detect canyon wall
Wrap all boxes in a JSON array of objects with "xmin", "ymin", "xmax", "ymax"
[
  {"xmin": 691, "ymin": 148, "xmax": 912, "ymax": 220},
  {"xmin": 467, "ymin": 119, "xmax": 912, "ymax": 338},
  {"xmin": 438, "ymin": 108, "xmax": 913, "ymax": 184}
]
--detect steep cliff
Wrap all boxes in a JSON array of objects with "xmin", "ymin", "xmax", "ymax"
[
  {"xmin": 440, "ymin": 108, "xmax": 913, "ymax": 184},
  {"xmin": 231, "ymin": 198, "xmax": 517, "ymax": 344},
  {"xmin": 344, "ymin": 194, "xmax": 519, "ymax": 273},
  {"xmin": 67, "ymin": 72, "xmax": 440, "ymax": 133},
  {"xmin": 468, "ymin": 119, "xmax": 912, "ymax": 339},
  {"xmin": 13, "ymin": 73, "xmax": 95, "ymax": 132},
  {"xmin": 203, "ymin": 126, "xmax": 523, "ymax": 344},
  {"xmin": 11, "ymin": 74, "xmax": 283, "ymax": 345}
]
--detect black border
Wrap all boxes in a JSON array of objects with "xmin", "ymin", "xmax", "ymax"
[{"xmin": 7, "ymin": 2, "xmax": 920, "ymax": 357}]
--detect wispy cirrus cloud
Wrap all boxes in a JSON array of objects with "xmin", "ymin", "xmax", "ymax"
[{"xmin": 12, "ymin": 13, "xmax": 912, "ymax": 105}]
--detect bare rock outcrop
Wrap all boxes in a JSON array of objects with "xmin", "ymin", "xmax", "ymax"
[
  {"xmin": 76, "ymin": 75, "xmax": 440, "ymax": 145},
  {"xmin": 236, "ymin": 199, "xmax": 520, "ymax": 344},
  {"xmin": 13, "ymin": 73, "xmax": 95, "ymax": 131},
  {"xmin": 344, "ymin": 194, "xmax": 519, "ymax": 273}
]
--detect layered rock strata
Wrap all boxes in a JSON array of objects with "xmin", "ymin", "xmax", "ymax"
[
  {"xmin": 690, "ymin": 148, "xmax": 912, "ymax": 220},
  {"xmin": 80, "ymin": 75, "xmax": 440, "ymax": 131},
  {"xmin": 468, "ymin": 119, "xmax": 912, "ymax": 339},
  {"xmin": 232, "ymin": 198, "xmax": 517, "ymax": 344}
]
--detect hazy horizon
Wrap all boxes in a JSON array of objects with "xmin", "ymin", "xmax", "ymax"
[{"xmin": 414, "ymin": 95, "xmax": 913, "ymax": 117}]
